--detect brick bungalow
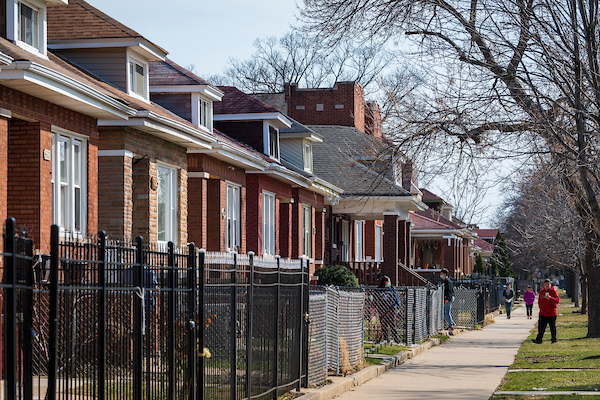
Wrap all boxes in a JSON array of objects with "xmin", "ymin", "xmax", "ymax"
[{"xmin": 0, "ymin": 0, "xmax": 137, "ymax": 252}]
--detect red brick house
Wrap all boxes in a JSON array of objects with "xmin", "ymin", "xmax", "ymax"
[{"xmin": 0, "ymin": 0, "xmax": 139, "ymax": 252}]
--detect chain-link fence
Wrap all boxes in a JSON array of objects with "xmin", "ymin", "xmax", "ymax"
[
  {"xmin": 307, "ymin": 287, "xmax": 365, "ymax": 386},
  {"xmin": 308, "ymin": 285, "xmax": 447, "ymax": 387}
]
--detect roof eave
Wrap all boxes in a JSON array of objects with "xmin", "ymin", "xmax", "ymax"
[
  {"xmin": 48, "ymin": 38, "xmax": 167, "ymax": 61},
  {"xmin": 149, "ymin": 85, "xmax": 224, "ymax": 101},
  {"xmin": 0, "ymin": 61, "xmax": 135, "ymax": 120},
  {"xmin": 213, "ymin": 112, "xmax": 293, "ymax": 129}
]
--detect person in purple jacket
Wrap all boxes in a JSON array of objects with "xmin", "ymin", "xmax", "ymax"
[{"xmin": 524, "ymin": 285, "xmax": 536, "ymax": 319}]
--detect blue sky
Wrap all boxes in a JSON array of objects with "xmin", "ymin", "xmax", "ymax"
[{"xmin": 98, "ymin": 0, "xmax": 299, "ymax": 77}]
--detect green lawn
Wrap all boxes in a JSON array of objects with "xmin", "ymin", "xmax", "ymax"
[{"xmin": 494, "ymin": 291, "xmax": 600, "ymax": 399}]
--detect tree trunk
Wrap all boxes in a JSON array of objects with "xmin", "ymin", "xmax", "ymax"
[
  {"xmin": 581, "ymin": 274, "xmax": 588, "ymax": 314},
  {"xmin": 585, "ymin": 234, "xmax": 600, "ymax": 337}
]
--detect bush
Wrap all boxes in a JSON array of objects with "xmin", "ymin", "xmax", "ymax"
[
  {"xmin": 473, "ymin": 254, "xmax": 485, "ymax": 275},
  {"xmin": 314, "ymin": 265, "xmax": 359, "ymax": 287}
]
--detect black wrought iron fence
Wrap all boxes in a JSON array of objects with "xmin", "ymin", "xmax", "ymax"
[{"xmin": 1, "ymin": 218, "xmax": 309, "ymax": 400}]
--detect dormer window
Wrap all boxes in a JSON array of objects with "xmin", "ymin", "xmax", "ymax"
[
  {"xmin": 200, "ymin": 98, "xmax": 212, "ymax": 130},
  {"xmin": 127, "ymin": 51, "xmax": 149, "ymax": 100},
  {"xmin": 18, "ymin": 2, "xmax": 38, "ymax": 49},
  {"xmin": 268, "ymin": 125, "xmax": 279, "ymax": 159},
  {"xmin": 7, "ymin": 0, "xmax": 47, "ymax": 56},
  {"xmin": 303, "ymin": 142, "xmax": 313, "ymax": 172}
]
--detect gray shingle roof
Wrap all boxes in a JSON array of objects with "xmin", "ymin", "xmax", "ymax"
[{"xmin": 308, "ymin": 125, "xmax": 410, "ymax": 197}]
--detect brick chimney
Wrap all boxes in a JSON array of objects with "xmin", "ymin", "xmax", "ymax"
[
  {"xmin": 284, "ymin": 82, "xmax": 365, "ymax": 131},
  {"xmin": 365, "ymin": 101, "xmax": 382, "ymax": 138},
  {"xmin": 402, "ymin": 161, "xmax": 418, "ymax": 193}
]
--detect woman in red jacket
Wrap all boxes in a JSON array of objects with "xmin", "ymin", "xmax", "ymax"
[{"xmin": 532, "ymin": 279, "xmax": 560, "ymax": 344}]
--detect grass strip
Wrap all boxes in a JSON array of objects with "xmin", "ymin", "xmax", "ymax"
[
  {"xmin": 500, "ymin": 370, "xmax": 600, "ymax": 391},
  {"xmin": 493, "ymin": 395, "xmax": 600, "ymax": 399}
]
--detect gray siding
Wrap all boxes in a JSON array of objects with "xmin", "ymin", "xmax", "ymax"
[
  {"xmin": 54, "ymin": 48, "xmax": 128, "ymax": 91},
  {"xmin": 280, "ymin": 138, "xmax": 304, "ymax": 169}
]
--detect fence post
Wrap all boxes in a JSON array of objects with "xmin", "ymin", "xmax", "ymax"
[
  {"xmin": 301, "ymin": 257, "xmax": 310, "ymax": 388},
  {"xmin": 98, "ymin": 231, "xmax": 107, "ymax": 400},
  {"xmin": 168, "ymin": 241, "xmax": 176, "ymax": 400},
  {"xmin": 273, "ymin": 256, "xmax": 281, "ymax": 399},
  {"xmin": 47, "ymin": 224, "xmax": 60, "ymax": 400},
  {"xmin": 198, "ymin": 249, "xmax": 206, "ymax": 400},
  {"xmin": 230, "ymin": 253, "xmax": 238, "ymax": 400},
  {"xmin": 188, "ymin": 243, "xmax": 197, "ymax": 400},
  {"xmin": 3, "ymin": 218, "xmax": 17, "ymax": 400},
  {"xmin": 404, "ymin": 287, "xmax": 409, "ymax": 346},
  {"xmin": 133, "ymin": 236, "xmax": 144, "ymax": 400},
  {"xmin": 22, "ymin": 233, "xmax": 34, "ymax": 400},
  {"xmin": 245, "ymin": 252, "xmax": 255, "ymax": 399}
]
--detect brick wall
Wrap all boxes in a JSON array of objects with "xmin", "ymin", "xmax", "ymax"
[
  {"xmin": 98, "ymin": 155, "xmax": 132, "ymax": 239},
  {"xmin": 7, "ymin": 121, "xmax": 53, "ymax": 252},
  {"xmin": 285, "ymin": 82, "xmax": 366, "ymax": 131},
  {"xmin": 150, "ymin": 93, "xmax": 192, "ymax": 122},
  {"xmin": 0, "ymin": 117, "xmax": 8, "ymax": 239},
  {"xmin": 99, "ymin": 127, "xmax": 188, "ymax": 245},
  {"xmin": 187, "ymin": 176, "xmax": 207, "ymax": 249},
  {"xmin": 206, "ymin": 179, "xmax": 225, "ymax": 252},
  {"xmin": 364, "ymin": 102, "xmax": 382, "ymax": 138},
  {"xmin": 214, "ymin": 121, "xmax": 264, "ymax": 154},
  {"xmin": 443, "ymin": 240, "xmax": 457, "ymax": 278}
]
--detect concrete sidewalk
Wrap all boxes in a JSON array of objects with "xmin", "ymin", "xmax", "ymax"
[{"xmin": 332, "ymin": 303, "xmax": 537, "ymax": 400}]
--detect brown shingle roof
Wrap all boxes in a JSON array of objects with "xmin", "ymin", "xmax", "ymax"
[
  {"xmin": 47, "ymin": 0, "xmax": 167, "ymax": 54},
  {"xmin": 474, "ymin": 237, "xmax": 494, "ymax": 252},
  {"xmin": 420, "ymin": 188, "xmax": 445, "ymax": 203},
  {"xmin": 149, "ymin": 59, "xmax": 213, "ymax": 87},
  {"xmin": 215, "ymin": 86, "xmax": 281, "ymax": 115},
  {"xmin": 410, "ymin": 212, "xmax": 456, "ymax": 231},
  {"xmin": 473, "ymin": 229, "xmax": 499, "ymax": 240}
]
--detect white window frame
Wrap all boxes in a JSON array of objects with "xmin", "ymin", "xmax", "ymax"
[
  {"xmin": 375, "ymin": 224, "xmax": 382, "ymax": 262},
  {"xmin": 356, "ymin": 220, "xmax": 364, "ymax": 261},
  {"xmin": 191, "ymin": 93, "xmax": 213, "ymax": 133},
  {"xmin": 126, "ymin": 50, "xmax": 149, "ymax": 101},
  {"xmin": 302, "ymin": 205, "xmax": 312, "ymax": 257},
  {"xmin": 303, "ymin": 141, "xmax": 313, "ymax": 172},
  {"xmin": 262, "ymin": 191, "xmax": 276, "ymax": 256},
  {"xmin": 263, "ymin": 121, "xmax": 280, "ymax": 160},
  {"xmin": 51, "ymin": 127, "xmax": 87, "ymax": 236},
  {"xmin": 226, "ymin": 182, "xmax": 241, "ymax": 252},
  {"xmin": 156, "ymin": 163, "xmax": 178, "ymax": 244},
  {"xmin": 6, "ymin": 0, "xmax": 48, "ymax": 57}
]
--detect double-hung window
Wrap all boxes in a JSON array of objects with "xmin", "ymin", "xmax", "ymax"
[
  {"xmin": 128, "ymin": 54, "xmax": 148, "ymax": 100},
  {"xmin": 303, "ymin": 142, "xmax": 313, "ymax": 172},
  {"xmin": 51, "ymin": 131, "xmax": 86, "ymax": 235},
  {"xmin": 263, "ymin": 192, "xmax": 276, "ymax": 255},
  {"xmin": 268, "ymin": 125, "xmax": 279, "ymax": 159},
  {"xmin": 157, "ymin": 165, "xmax": 178, "ymax": 243},
  {"xmin": 302, "ymin": 205, "xmax": 311, "ymax": 257},
  {"xmin": 226, "ymin": 183, "xmax": 241, "ymax": 251},
  {"xmin": 18, "ymin": 1, "xmax": 38, "ymax": 50},
  {"xmin": 199, "ymin": 99, "xmax": 212, "ymax": 131},
  {"xmin": 356, "ymin": 220, "xmax": 364, "ymax": 261}
]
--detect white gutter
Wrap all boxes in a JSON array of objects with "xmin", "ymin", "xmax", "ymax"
[
  {"xmin": 0, "ymin": 61, "xmax": 137, "ymax": 120},
  {"xmin": 188, "ymin": 142, "xmax": 268, "ymax": 171},
  {"xmin": 99, "ymin": 111, "xmax": 216, "ymax": 149},
  {"xmin": 150, "ymin": 85, "xmax": 224, "ymax": 101},
  {"xmin": 0, "ymin": 52, "xmax": 14, "ymax": 66},
  {"xmin": 214, "ymin": 112, "xmax": 292, "ymax": 129},
  {"xmin": 246, "ymin": 163, "xmax": 310, "ymax": 187}
]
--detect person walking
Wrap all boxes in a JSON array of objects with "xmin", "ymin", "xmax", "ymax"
[
  {"xmin": 524, "ymin": 285, "xmax": 536, "ymax": 319},
  {"xmin": 440, "ymin": 268, "xmax": 455, "ymax": 331},
  {"xmin": 503, "ymin": 283, "xmax": 515, "ymax": 319},
  {"xmin": 532, "ymin": 279, "xmax": 560, "ymax": 344},
  {"xmin": 376, "ymin": 276, "xmax": 402, "ymax": 343}
]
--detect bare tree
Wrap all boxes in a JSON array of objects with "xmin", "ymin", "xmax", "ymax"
[
  {"xmin": 500, "ymin": 165, "xmax": 587, "ymax": 311},
  {"xmin": 300, "ymin": 0, "xmax": 600, "ymax": 336}
]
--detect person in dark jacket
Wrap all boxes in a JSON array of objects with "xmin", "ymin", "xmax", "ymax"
[
  {"xmin": 440, "ymin": 268, "xmax": 455, "ymax": 331},
  {"xmin": 532, "ymin": 279, "xmax": 560, "ymax": 344},
  {"xmin": 503, "ymin": 283, "xmax": 515, "ymax": 319},
  {"xmin": 376, "ymin": 276, "xmax": 402, "ymax": 343}
]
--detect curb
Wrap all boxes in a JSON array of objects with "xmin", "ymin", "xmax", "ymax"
[{"xmin": 295, "ymin": 337, "xmax": 445, "ymax": 400}]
